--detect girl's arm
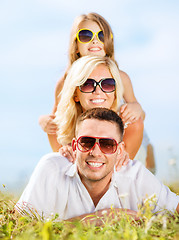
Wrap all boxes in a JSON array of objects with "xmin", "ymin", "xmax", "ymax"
[
  {"xmin": 38, "ymin": 114, "xmax": 57, "ymax": 134},
  {"xmin": 48, "ymin": 76, "xmax": 65, "ymax": 151},
  {"xmin": 120, "ymin": 71, "xmax": 145, "ymax": 122},
  {"xmin": 119, "ymin": 71, "xmax": 144, "ymax": 159},
  {"xmin": 39, "ymin": 76, "xmax": 65, "ymax": 152}
]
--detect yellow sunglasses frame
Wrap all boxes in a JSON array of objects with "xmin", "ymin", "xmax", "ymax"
[{"xmin": 76, "ymin": 28, "xmax": 112, "ymax": 44}]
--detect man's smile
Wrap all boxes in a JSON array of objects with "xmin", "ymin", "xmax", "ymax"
[{"xmin": 86, "ymin": 161, "xmax": 104, "ymax": 169}]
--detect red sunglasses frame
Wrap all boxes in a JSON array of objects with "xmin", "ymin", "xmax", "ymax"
[{"xmin": 75, "ymin": 136, "xmax": 120, "ymax": 154}]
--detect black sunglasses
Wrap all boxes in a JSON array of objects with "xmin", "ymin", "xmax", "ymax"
[
  {"xmin": 76, "ymin": 136, "xmax": 120, "ymax": 154},
  {"xmin": 79, "ymin": 78, "xmax": 116, "ymax": 93}
]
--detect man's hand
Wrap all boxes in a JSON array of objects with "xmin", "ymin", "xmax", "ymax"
[{"xmin": 67, "ymin": 208, "xmax": 140, "ymax": 226}]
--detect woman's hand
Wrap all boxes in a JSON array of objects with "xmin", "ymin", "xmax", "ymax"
[
  {"xmin": 115, "ymin": 149, "xmax": 129, "ymax": 171},
  {"xmin": 120, "ymin": 102, "xmax": 144, "ymax": 124},
  {"xmin": 38, "ymin": 114, "xmax": 57, "ymax": 134},
  {"xmin": 59, "ymin": 145, "xmax": 75, "ymax": 163}
]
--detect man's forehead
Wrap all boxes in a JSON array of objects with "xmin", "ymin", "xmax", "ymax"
[{"xmin": 76, "ymin": 118, "xmax": 119, "ymax": 137}]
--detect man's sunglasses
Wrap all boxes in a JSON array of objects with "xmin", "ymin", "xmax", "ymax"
[
  {"xmin": 76, "ymin": 29, "xmax": 104, "ymax": 44},
  {"xmin": 76, "ymin": 136, "xmax": 120, "ymax": 154},
  {"xmin": 79, "ymin": 78, "xmax": 116, "ymax": 93}
]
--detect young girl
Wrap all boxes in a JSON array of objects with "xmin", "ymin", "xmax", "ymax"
[{"xmin": 39, "ymin": 12, "xmax": 145, "ymax": 159}]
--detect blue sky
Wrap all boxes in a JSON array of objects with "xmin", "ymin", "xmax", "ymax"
[{"xmin": 0, "ymin": 0, "xmax": 179, "ymax": 193}]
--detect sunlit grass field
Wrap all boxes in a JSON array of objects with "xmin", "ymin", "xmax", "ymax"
[{"xmin": 0, "ymin": 182, "xmax": 179, "ymax": 240}]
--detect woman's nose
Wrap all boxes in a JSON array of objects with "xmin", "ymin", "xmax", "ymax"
[{"xmin": 93, "ymin": 84, "xmax": 102, "ymax": 94}]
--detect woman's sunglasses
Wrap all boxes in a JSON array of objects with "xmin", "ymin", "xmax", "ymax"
[
  {"xmin": 76, "ymin": 29, "xmax": 104, "ymax": 44},
  {"xmin": 79, "ymin": 78, "xmax": 116, "ymax": 93},
  {"xmin": 76, "ymin": 136, "xmax": 120, "ymax": 154}
]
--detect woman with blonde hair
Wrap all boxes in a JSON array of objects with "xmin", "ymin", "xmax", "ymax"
[
  {"xmin": 54, "ymin": 55, "xmax": 143, "ymax": 164},
  {"xmin": 55, "ymin": 55, "xmax": 123, "ymax": 146}
]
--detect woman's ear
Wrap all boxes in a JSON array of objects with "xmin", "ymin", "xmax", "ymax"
[
  {"xmin": 74, "ymin": 96, "xmax": 80, "ymax": 102},
  {"xmin": 74, "ymin": 89, "xmax": 80, "ymax": 102}
]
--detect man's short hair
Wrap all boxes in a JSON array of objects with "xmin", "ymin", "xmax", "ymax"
[{"xmin": 75, "ymin": 108, "xmax": 124, "ymax": 139}]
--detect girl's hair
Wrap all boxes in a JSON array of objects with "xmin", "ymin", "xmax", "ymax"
[
  {"xmin": 68, "ymin": 12, "xmax": 114, "ymax": 66},
  {"xmin": 55, "ymin": 55, "xmax": 124, "ymax": 145}
]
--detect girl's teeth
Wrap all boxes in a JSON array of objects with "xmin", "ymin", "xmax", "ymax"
[
  {"xmin": 90, "ymin": 47, "xmax": 100, "ymax": 51},
  {"xmin": 88, "ymin": 162, "xmax": 103, "ymax": 167}
]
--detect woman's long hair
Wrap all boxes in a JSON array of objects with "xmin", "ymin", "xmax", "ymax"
[{"xmin": 55, "ymin": 55, "xmax": 124, "ymax": 145}]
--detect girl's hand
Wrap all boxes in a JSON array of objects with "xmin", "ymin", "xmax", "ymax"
[
  {"xmin": 38, "ymin": 114, "xmax": 57, "ymax": 134},
  {"xmin": 120, "ymin": 103, "xmax": 144, "ymax": 124},
  {"xmin": 115, "ymin": 150, "xmax": 129, "ymax": 171},
  {"xmin": 59, "ymin": 145, "xmax": 75, "ymax": 163}
]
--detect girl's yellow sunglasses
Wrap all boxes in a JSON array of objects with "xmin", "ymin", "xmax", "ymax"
[{"xmin": 76, "ymin": 29, "xmax": 113, "ymax": 44}]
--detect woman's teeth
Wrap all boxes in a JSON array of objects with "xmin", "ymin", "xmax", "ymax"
[{"xmin": 91, "ymin": 99, "xmax": 105, "ymax": 103}]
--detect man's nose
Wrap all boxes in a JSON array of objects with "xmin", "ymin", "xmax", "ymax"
[{"xmin": 90, "ymin": 142, "xmax": 102, "ymax": 156}]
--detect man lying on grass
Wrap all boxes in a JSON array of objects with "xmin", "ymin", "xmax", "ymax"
[{"xmin": 16, "ymin": 108, "xmax": 179, "ymax": 223}]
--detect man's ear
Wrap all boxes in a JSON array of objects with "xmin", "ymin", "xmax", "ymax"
[
  {"xmin": 117, "ymin": 141, "xmax": 125, "ymax": 156},
  {"xmin": 72, "ymin": 138, "xmax": 77, "ymax": 159},
  {"xmin": 72, "ymin": 138, "xmax": 77, "ymax": 152}
]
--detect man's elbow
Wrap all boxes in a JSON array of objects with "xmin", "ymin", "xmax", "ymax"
[{"xmin": 176, "ymin": 203, "xmax": 179, "ymax": 214}]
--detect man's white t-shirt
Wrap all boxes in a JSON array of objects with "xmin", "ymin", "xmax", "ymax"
[{"xmin": 16, "ymin": 153, "xmax": 179, "ymax": 220}]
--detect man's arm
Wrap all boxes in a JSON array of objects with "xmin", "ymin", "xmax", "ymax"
[{"xmin": 66, "ymin": 208, "xmax": 139, "ymax": 226}]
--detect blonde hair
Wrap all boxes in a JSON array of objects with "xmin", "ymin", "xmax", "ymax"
[
  {"xmin": 55, "ymin": 55, "xmax": 124, "ymax": 145},
  {"xmin": 68, "ymin": 12, "xmax": 114, "ymax": 66}
]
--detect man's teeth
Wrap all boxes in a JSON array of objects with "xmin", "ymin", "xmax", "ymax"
[
  {"xmin": 88, "ymin": 162, "xmax": 103, "ymax": 167},
  {"xmin": 91, "ymin": 99, "xmax": 105, "ymax": 103}
]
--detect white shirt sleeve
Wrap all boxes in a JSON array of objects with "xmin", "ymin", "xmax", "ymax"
[
  {"xmin": 15, "ymin": 153, "xmax": 70, "ymax": 219},
  {"xmin": 133, "ymin": 161, "xmax": 179, "ymax": 212}
]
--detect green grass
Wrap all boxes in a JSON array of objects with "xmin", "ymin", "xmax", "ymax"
[{"xmin": 0, "ymin": 187, "xmax": 179, "ymax": 240}]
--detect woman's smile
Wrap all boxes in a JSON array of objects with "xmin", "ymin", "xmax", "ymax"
[{"xmin": 90, "ymin": 98, "xmax": 105, "ymax": 104}]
